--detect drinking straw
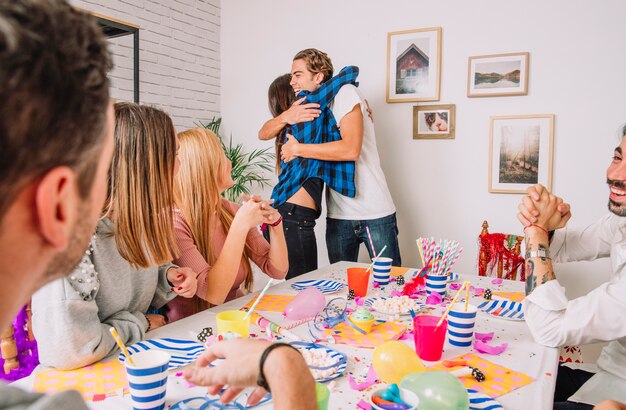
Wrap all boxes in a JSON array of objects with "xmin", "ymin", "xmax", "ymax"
[
  {"xmin": 416, "ymin": 238, "xmax": 425, "ymax": 266},
  {"xmin": 366, "ymin": 226, "xmax": 377, "ymax": 259},
  {"xmin": 109, "ymin": 327, "xmax": 134, "ymax": 366},
  {"xmin": 465, "ymin": 282, "xmax": 470, "ymax": 312},
  {"xmin": 365, "ymin": 245, "xmax": 388, "ymax": 272},
  {"xmin": 244, "ymin": 279, "xmax": 274, "ymax": 320},
  {"xmin": 436, "ymin": 281, "xmax": 469, "ymax": 328}
]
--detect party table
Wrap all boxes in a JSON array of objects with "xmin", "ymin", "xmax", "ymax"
[{"xmin": 15, "ymin": 261, "xmax": 559, "ymax": 409}]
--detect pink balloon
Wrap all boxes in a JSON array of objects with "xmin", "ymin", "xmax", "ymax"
[{"xmin": 283, "ymin": 287, "xmax": 326, "ymax": 320}]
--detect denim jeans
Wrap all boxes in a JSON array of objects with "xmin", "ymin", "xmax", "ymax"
[
  {"xmin": 264, "ymin": 202, "xmax": 318, "ymax": 280},
  {"xmin": 553, "ymin": 363, "xmax": 594, "ymax": 410},
  {"xmin": 326, "ymin": 213, "xmax": 401, "ymax": 266}
]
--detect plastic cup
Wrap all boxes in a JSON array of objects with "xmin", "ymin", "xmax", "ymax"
[
  {"xmin": 413, "ymin": 315, "xmax": 447, "ymax": 361},
  {"xmin": 425, "ymin": 273, "xmax": 447, "ymax": 296},
  {"xmin": 315, "ymin": 382, "xmax": 330, "ymax": 410},
  {"xmin": 124, "ymin": 350, "xmax": 170, "ymax": 410},
  {"xmin": 447, "ymin": 303, "xmax": 478, "ymax": 347},
  {"xmin": 216, "ymin": 310, "xmax": 250, "ymax": 339},
  {"xmin": 347, "ymin": 267, "xmax": 370, "ymax": 297},
  {"xmin": 372, "ymin": 257, "xmax": 393, "ymax": 285}
]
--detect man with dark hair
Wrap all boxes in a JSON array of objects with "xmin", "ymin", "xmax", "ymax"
[{"xmin": 518, "ymin": 125, "xmax": 626, "ymax": 408}]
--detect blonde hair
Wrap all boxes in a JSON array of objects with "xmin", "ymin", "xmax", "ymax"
[
  {"xmin": 175, "ymin": 127, "xmax": 254, "ymax": 297},
  {"xmin": 104, "ymin": 102, "xmax": 179, "ymax": 268}
]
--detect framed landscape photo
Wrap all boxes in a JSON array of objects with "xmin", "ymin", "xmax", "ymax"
[
  {"xmin": 489, "ymin": 114, "xmax": 554, "ymax": 194},
  {"xmin": 387, "ymin": 27, "xmax": 442, "ymax": 103},
  {"xmin": 413, "ymin": 104, "xmax": 455, "ymax": 139},
  {"xmin": 468, "ymin": 52, "xmax": 529, "ymax": 97}
]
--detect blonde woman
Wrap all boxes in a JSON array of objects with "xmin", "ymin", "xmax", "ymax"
[
  {"xmin": 32, "ymin": 103, "xmax": 197, "ymax": 370},
  {"xmin": 166, "ymin": 127, "xmax": 288, "ymax": 322}
]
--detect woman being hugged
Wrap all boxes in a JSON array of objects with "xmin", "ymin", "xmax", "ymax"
[
  {"xmin": 32, "ymin": 103, "xmax": 197, "ymax": 370},
  {"xmin": 166, "ymin": 128, "xmax": 288, "ymax": 322}
]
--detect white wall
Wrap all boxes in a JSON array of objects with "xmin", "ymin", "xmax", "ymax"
[
  {"xmin": 72, "ymin": 0, "xmax": 221, "ymax": 130},
  {"xmin": 221, "ymin": 0, "xmax": 626, "ymax": 286}
]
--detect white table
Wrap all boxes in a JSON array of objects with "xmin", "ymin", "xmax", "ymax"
[{"xmin": 16, "ymin": 261, "xmax": 559, "ymax": 409}]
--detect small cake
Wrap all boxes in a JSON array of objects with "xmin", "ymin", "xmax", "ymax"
[{"xmin": 349, "ymin": 307, "xmax": 375, "ymax": 334}]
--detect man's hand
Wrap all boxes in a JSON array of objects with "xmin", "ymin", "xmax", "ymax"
[
  {"xmin": 167, "ymin": 267, "xmax": 198, "ymax": 298},
  {"xmin": 281, "ymin": 97, "xmax": 320, "ymax": 125},
  {"xmin": 184, "ymin": 340, "xmax": 273, "ymax": 406},
  {"xmin": 518, "ymin": 184, "xmax": 571, "ymax": 230},
  {"xmin": 281, "ymin": 134, "xmax": 300, "ymax": 163}
]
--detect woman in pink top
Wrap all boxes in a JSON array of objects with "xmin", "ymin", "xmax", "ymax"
[{"xmin": 166, "ymin": 127, "xmax": 288, "ymax": 322}]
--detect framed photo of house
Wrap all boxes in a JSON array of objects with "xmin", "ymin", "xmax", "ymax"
[
  {"xmin": 386, "ymin": 27, "xmax": 442, "ymax": 103},
  {"xmin": 413, "ymin": 104, "xmax": 455, "ymax": 139},
  {"xmin": 489, "ymin": 114, "xmax": 554, "ymax": 194},
  {"xmin": 468, "ymin": 52, "xmax": 529, "ymax": 97}
]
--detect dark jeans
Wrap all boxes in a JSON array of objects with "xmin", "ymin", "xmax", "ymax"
[
  {"xmin": 264, "ymin": 202, "xmax": 318, "ymax": 280},
  {"xmin": 553, "ymin": 363, "xmax": 594, "ymax": 410},
  {"xmin": 325, "ymin": 213, "xmax": 401, "ymax": 266}
]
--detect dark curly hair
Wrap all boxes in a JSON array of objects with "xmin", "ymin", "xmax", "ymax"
[{"xmin": 0, "ymin": 0, "xmax": 112, "ymax": 217}]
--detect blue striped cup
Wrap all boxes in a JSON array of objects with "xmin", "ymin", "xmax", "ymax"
[
  {"xmin": 447, "ymin": 303, "xmax": 478, "ymax": 347},
  {"xmin": 372, "ymin": 257, "xmax": 392, "ymax": 285},
  {"xmin": 125, "ymin": 350, "xmax": 170, "ymax": 410},
  {"xmin": 425, "ymin": 273, "xmax": 447, "ymax": 296}
]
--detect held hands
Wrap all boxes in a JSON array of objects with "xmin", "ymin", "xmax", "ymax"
[
  {"xmin": 281, "ymin": 97, "xmax": 321, "ymax": 125},
  {"xmin": 167, "ymin": 267, "xmax": 198, "ymax": 298},
  {"xmin": 184, "ymin": 339, "xmax": 273, "ymax": 406},
  {"xmin": 241, "ymin": 194, "xmax": 281, "ymax": 226},
  {"xmin": 281, "ymin": 134, "xmax": 300, "ymax": 163},
  {"xmin": 517, "ymin": 184, "xmax": 572, "ymax": 231}
]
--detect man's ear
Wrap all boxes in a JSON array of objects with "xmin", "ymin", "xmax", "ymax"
[
  {"xmin": 34, "ymin": 167, "xmax": 79, "ymax": 250},
  {"xmin": 314, "ymin": 72, "xmax": 324, "ymax": 85}
]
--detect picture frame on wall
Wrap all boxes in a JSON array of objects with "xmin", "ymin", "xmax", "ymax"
[
  {"xmin": 489, "ymin": 114, "xmax": 554, "ymax": 194},
  {"xmin": 468, "ymin": 52, "xmax": 529, "ymax": 97},
  {"xmin": 386, "ymin": 27, "xmax": 442, "ymax": 103},
  {"xmin": 413, "ymin": 104, "xmax": 455, "ymax": 139}
]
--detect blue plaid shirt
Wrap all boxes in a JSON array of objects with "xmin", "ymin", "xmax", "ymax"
[{"xmin": 271, "ymin": 65, "xmax": 359, "ymax": 209}]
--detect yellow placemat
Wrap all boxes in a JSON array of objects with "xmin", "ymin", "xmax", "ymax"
[
  {"xmin": 33, "ymin": 359, "xmax": 128, "ymax": 401},
  {"xmin": 243, "ymin": 294, "xmax": 294, "ymax": 313},
  {"xmin": 390, "ymin": 266, "xmax": 413, "ymax": 277},
  {"xmin": 431, "ymin": 353, "xmax": 534, "ymax": 398},
  {"xmin": 323, "ymin": 321, "xmax": 407, "ymax": 348},
  {"xmin": 493, "ymin": 291, "xmax": 525, "ymax": 302}
]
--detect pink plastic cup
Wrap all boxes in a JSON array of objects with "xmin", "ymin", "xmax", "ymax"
[
  {"xmin": 347, "ymin": 267, "xmax": 370, "ymax": 297},
  {"xmin": 413, "ymin": 315, "xmax": 447, "ymax": 361}
]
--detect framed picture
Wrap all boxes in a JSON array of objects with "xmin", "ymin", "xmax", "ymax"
[
  {"xmin": 468, "ymin": 52, "xmax": 529, "ymax": 97},
  {"xmin": 489, "ymin": 114, "xmax": 554, "ymax": 194},
  {"xmin": 386, "ymin": 27, "xmax": 442, "ymax": 103},
  {"xmin": 413, "ymin": 104, "xmax": 455, "ymax": 139}
]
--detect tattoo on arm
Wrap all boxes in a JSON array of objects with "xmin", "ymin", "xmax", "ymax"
[{"xmin": 525, "ymin": 259, "xmax": 536, "ymax": 295}]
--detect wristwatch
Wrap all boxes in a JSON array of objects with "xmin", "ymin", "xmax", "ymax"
[{"xmin": 525, "ymin": 249, "xmax": 551, "ymax": 259}]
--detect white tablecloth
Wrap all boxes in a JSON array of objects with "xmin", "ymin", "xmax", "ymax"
[{"xmin": 15, "ymin": 261, "xmax": 559, "ymax": 409}]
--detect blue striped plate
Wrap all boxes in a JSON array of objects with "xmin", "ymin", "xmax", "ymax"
[
  {"xmin": 477, "ymin": 299, "xmax": 525, "ymax": 321},
  {"xmin": 291, "ymin": 279, "xmax": 344, "ymax": 294},
  {"xmin": 119, "ymin": 338, "xmax": 205, "ymax": 369},
  {"xmin": 468, "ymin": 389, "xmax": 503, "ymax": 409}
]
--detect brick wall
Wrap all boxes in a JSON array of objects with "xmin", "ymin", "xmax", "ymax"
[{"xmin": 71, "ymin": 0, "xmax": 220, "ymax": 130}]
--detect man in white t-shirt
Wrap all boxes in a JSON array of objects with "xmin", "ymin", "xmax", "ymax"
[{"xmin": 281, "ymin": 48, "xmax": 401, "ymax": 265}]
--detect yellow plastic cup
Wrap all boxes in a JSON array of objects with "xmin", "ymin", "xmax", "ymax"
[
  {"xmin": 215, "ymin": 310, "xmax": 250, "ymax": 339},
  {"xmin": 315, "ymin": 382, "xmax": 330, "ymax": 410}
]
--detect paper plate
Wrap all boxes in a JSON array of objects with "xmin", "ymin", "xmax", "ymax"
[
  {"xmin": 364, "ymin": 296, "xmax": 425, "ymax": 316},
  {"xmin": 170, "ymin": 392, "xmax": 271, "ymax": 409},
  {"xmin": 289, "ymin": 342, "xmax": 347, "ymax": 383},
  {"xmin": 119, "ymin": 338, "xmax": 205, "ymax": 369},
  {"xmin": 477, "ymin": 299, "xmax": 525, "ymax": 321},
  {"xmin": 291, "ymin": 279, "xmax": 344, "ymax": 294},
  {"xmin": 468, "ymin": 388, "xmax": 503, "ymax": 409}
]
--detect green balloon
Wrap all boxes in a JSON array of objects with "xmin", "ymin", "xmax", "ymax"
[{"xmin": 400, "ymin": 371, "xmax": 470, "ymax": 410}]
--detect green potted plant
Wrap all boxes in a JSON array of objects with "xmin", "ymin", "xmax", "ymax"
[{"xmin": 200, "ymin": 117, "xmax": 275, "ymax": 203}]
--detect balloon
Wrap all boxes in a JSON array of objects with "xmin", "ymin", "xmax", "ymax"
[
  {"xmin": 372, "ymin": 341, "xmax": 426, "ymax": 384},
  {"xmin": 283, "ymin": 287, "xmax": 326, "ymax": 320},
  {"xmin": 400, "ymin": 371, "xmax": 469, "ymax": 410}
]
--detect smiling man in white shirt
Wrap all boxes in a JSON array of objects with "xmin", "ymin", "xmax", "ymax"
[{"xmin": 518, "ymin": 124, "xmax": 626, "ymax": 409}]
